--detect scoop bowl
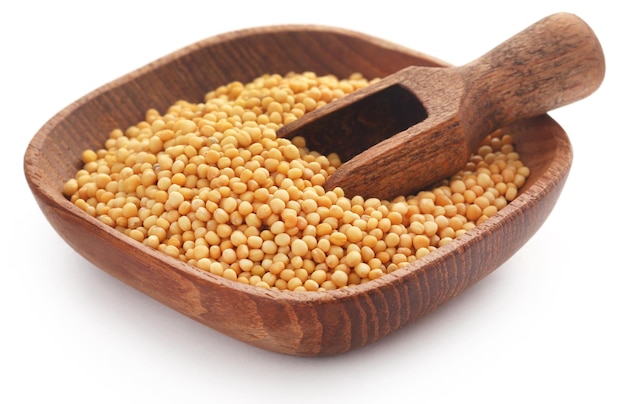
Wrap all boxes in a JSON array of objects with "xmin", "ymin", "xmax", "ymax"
[{"xmin": 24, "ymin": 24, "xmax": 573, "ymax": 356}]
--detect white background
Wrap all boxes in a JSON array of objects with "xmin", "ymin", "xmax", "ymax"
[{"xmin": 3, "ymin": 1, "xmax": 624, "ymax": 403}]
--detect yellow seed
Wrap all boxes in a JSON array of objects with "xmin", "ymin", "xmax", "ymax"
[
  {"xmin": 505, "ymin": 185, "xmax": 518, "ymax": 201},
  {"xmin": 304, "ymin": 279, "xmax": 319, "ymax": 291},
  {"xmin": 331, "ymin": 270, "xmax": 348, "ymax": 288},
  {"xmin": 166, "ymin": 191, "xmax": 184, "ymax": 210},
  {"xmin": 345, "ymin": 226, "xmax": 363, "ymax": 243},
  {"xmin": 466, "ymin": 204, "xmax": 483, "ymax": 221},
  {"xmin": 291, "ymin": 239, "xmax": 309, "ymax": 257},
  {"xmin": 412, "ymin": 235, "xmax": 430, "ymax": 250},
  {"xmin": 384, "ymin": 232, "xmax": 400, "ymax": 247},
  {"xmin": 345, "ymin": 250, "xmax": 362, "ymax": 267},
  {"xmin": 287, "ymin": 277, "xmax": 303, "ymax": 291},
  {"xmin": 327, "ymin": 231, "xmax": 346, "ymax": 246},
  {"xmin": 128, "ymin": 229, "xmax": 145, "ymax": 242},
  {"xmin": 275, "ymin": 233, "xmax": 291, "ymax": 247},
  {"xmin": 81, "ymin": 149, "xmax": 98, "ymax": 163},
  {"xmin": 223, "ymin": 268, "xmax": 237, "ymax": 281},
  {"xmin": 63, "ymin": 178, "xmax": 79, "ymax": 196},
  {"xmin": 283, "ymin": 144, "xmax": 300, "ymax": 160}
]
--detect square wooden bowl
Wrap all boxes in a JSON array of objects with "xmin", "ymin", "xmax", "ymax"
[{"xmin": 24, "ymin": 25, "xmax": 572, "ymax": 356}]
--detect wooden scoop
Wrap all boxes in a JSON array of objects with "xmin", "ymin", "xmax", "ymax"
[{"xmin": 276, "ymin": 13, "xmax": 605, "ymax": 200}]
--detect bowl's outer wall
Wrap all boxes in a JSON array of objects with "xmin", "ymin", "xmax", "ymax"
[{"xmin": 24, "ymin": 26, "xmax": 572, "ymax": 356}]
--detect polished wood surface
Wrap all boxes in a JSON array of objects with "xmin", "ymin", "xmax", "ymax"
[{"xmin": 25, "ymin": 20, "xmax": 578, "ymax": 356}]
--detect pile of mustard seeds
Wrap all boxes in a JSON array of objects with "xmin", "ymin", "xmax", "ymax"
[{"xmin": 64, "ymin": 72, "xmax": 529, "ymax": 291}]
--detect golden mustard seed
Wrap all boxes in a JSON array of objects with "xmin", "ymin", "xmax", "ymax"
[{"xmin": 64, "ymin": 72, "xmax": 530, "ymax": 292}]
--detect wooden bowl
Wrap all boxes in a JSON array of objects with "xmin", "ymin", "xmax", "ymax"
[{"xmin": 24, "ymin": 25, "xmax": 572, "ymax": 356}]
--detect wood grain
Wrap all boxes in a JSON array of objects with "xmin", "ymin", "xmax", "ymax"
[
  {"xmin": 25, "ymin": 23, "xmax": 574, "ymax": 356},
  {"xmin": 278, "ymin": 13, "xmax": 603, "ymax": 200}
]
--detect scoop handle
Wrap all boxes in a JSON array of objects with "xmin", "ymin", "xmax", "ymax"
[{"xmin": 459, "ymin": 12, "xmax": 605, "ymax": 144}]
